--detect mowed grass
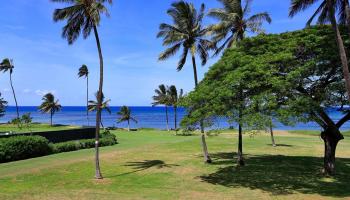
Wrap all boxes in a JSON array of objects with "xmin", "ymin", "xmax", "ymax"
[
  {"xmin": 0, "ymin": 123, "xmax": 81, "ymax": 133},
  {"xmin": 0, "ymin": 129, "xmax": 350, "ymax": 200}
]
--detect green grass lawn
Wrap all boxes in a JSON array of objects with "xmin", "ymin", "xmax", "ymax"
[
  {"xmin": 0, "ymin": 129, "xmax": 350, "ymax": 199},
  {"xmin": 0, "ymin": 123, "xmax": 81, "ymax": 133},
  {"xmin": 289, "ymin": 129, "xmax": 350, "ymax": 137}
]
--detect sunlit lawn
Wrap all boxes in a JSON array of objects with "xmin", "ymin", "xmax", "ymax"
[{"xmin": 0, "ymin": 129, "xmax": 350, "ymax": 200}]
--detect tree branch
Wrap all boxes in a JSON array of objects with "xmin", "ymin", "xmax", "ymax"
[{"xmin": 336, "ymin": 111, "xmax": 350, "ymax": 128}]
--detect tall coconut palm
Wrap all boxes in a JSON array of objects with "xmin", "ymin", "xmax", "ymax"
[
  {"xmin": 158, "ymin": 0, "xmax": 214, "ymax": 163},
  {"xmin": 0, "ymin": 58, "xmax": 19, "ymax": 119},
  {"xmin": 38, "ymin": 93, "xmax": 61, "ymax": 126},
  {"xmin": 78, "ymin": 64, "xmax": 89, "ymax": 125},
  {"xmin": 289, "ymin": 0, "xmax": 350, "ymax": 103},
  {"xmin": 117, "ymin": 106, "xmax": 138, "ymax": 131},
  {"xmin": 152, "ymin": 84, "xmax": 171, "ymax": 131},
  {"xmin": 52, "ymin": 0, "xmax": 112, "ymax": 179},
  {"xmin": 167, "ymin": 85, "xmax": 183, "ymax": 130},
  {"xmin": 88, "ymin": 91, "xmax": 111, "ymax": 128},
  {"xmin": 208, "ymin": 0, "xmax": 272, "ymax": 55},
  {"xmin": 0, "ymin": 93, "xmax": 7, "ymax": 118}
]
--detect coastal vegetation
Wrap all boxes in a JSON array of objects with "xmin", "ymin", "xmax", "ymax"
[
  {"xmin": 0, "ymin": 93, "xmax": 7, "ymax": 118},
  {"xmin": 38, "ymin": 93, "xmax": 62, "ymax": 127},
  {"xmin": 52, "ymin": 0, "xmax": 113, "ymax": 179},
  {"xmin": 78, "ymin": 64, "xmax": 90, "ymax": 125},
  {"xmin": 88, "ymin": 92, "xmax": 111, "ymax": 128},
  {"xmin": 152, "ymin": 84, "xmax": 171, "ymax": 131},
  {"xmin": 117, "ymin": 106, "xmax": 138, "ymax": 131}
]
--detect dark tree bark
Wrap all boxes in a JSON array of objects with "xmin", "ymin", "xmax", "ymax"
[
  {"xmin": 328, "ymin": 4, "xmax": 350, "ymax": 102},
  {"xmin": 270, "ymin": 124, "xmax": 276, "ymax": 147},
  {"xmin": 165, "ymin": 106, "xmax": 169, "ymax": 131},
  {"xmin": 86, "ymin": 74, "xmax": 89, "ymax": 126},
  {"xmin": 192, "ymin": 54, "xmax": 212, "ymax": 163},
  {"xmin": 320, "ymin": 127, "xmax": 344, "ymax": 175},
  {"xmin": 50, "ymin": 110, "xmax": 53, "ymax": 127},
  {"xmin": 237, "ymin": 105, "xmax": 245, "ymax": 166},
  {"xmin": 93, "ymin": 25, "xmax": 103, "ymax": 179},
  {"xmin": 128, "ymin": 119, "xmax": 130, "ymax": 131}
]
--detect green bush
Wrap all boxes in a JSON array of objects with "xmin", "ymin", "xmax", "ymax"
[
  {"xmin": 0, "ymin": 136, "xmax": 51, "ymax": 163},
  {"xmin": 52, "ymin": 131, "xmax": 117, "ymax": 153}
]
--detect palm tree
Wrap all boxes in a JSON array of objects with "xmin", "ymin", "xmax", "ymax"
[
  {"xmin": 289, "ymin": 0, "xmax": 350, "ymax": 103},
  {"xmin": 78, "ymin": 64, "xmax": 89, "ymax": 125},
  {"xmin": 208, "ymin": 0, "xmax": 272, "ymax": 55},
  {"xmin": 158, "ymin": 0, "xmax": 214, "ymax": 163},
  {"xmin": 88, "ymin": 91, "xmax": 111, "ymax": 128},
  {"xmin": 38, "ymin": 93, "xmax": 62, "ymax": 126},
  {"xmin": 167, "ymin": 85, "xmax": 183, "ymax": 130},
  {"xmin": 52, "ymin": 0, "xmax": 112, "ymax": 179},
  {"xmin": 152, "ymin": 84, "xmax": 171, "ymax": 131},
  {"xmin": 117, "ymin": 106, "xmax": 138, "ymax": 131},
  {"xmin": 0, "ymin": 58, "xmax": 20, "ymax": 119},
  {"xmin": 0, "ymin": 93, "xmax": 7, "ymax": 118}
]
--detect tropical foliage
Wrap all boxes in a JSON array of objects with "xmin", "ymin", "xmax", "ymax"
[
  {"xmin": 152, "ymin": 84, "xmax": 171, "ymax": 131},
  {"xmin": 167, "ymin": 85, "xmax": 183, "ymax": 130},
  {"xmin": 78, "ymin": 64, "xmax": 89, "ymax": 125},
  {"xmin": 0, "ymin": 93, "xmax": 7, "ymax": 118},
  {"xmin": 38, "ymin": 93, "xmax": 62, "ymax": 126},
  {"xmin": 52, "ymin": 0, "xmax": 113, "ymax": 179},
  {"xmin": 208, "ymin": 0, "xmax": 271, "ymax": 55},
  {"xmin": 117, "ymin": 106, "xmax": 138, "ymax": 131},
  {"xmin": 88, "ymin": 92, "xmax": 111, "ymax": 128},
  {"xmin": 0, "ymin": 58, "xmax": 19, "ymax": 119},
  {"xmin": 182, "ymin": 26, "xmax": 350, "ymax": 174}
]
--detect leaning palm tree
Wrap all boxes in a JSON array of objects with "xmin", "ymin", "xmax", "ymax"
[
  {"xmin": 167, "ymin": 85, "xmax": 183, "ymax": 130},
  {"xmin": 158, "ymin": 0, "xmax": 214, "ymax": 163},
  {"xmin": 152, "ymin": 84, "xmax": 171, "ymax": 131},
  {"xmin": 38, "ymin": 93, "xmax": 61, "ymax": 126},
  {"xmin": 289, "ymin": 0, "xmax": 350, "ymax": 103},
  {"xmin": 78, "ymin": 64, "xmax": 89, "ymax": 125},
  {"xmin": 208, "ymin": 0, "xmax": 272, "ymax": 55},
  {"xmin": 117, "ymin": 106, "xmax": 138, "ymax": 131},
  {"xmin": 88, "ymin": 91, "xmax": 111, "ymax": 128},
  {"xmin": 0, "ymin": 58, "xmax": 20, "ymax": 119},
  {"xmin": 0, "ymin": 93, "xmax": 7, "ymax": 118},
  {"xmin": 52, "ymin": 0, "xmax": 112, "ymax": 179}
]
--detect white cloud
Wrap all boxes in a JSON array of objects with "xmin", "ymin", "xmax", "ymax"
[
  {"xmin": 35, "ymin": 89, "xmax": 56, "ymax": 96},
  {"xmin": 22, "ymin": 89, "xmax": 31, "ymax": 93}
]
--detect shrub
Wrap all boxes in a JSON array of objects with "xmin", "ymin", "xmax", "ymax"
[
  {"xmin": 0, "ymin": 136, "xmax": 51, "ymax": 163},
  {"xmin": 52, "ymin": 131, "xmax": 117, "ymax": 153}
]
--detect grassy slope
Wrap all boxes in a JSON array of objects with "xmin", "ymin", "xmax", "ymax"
[{"xmin": 0, "ymin": 130, "xmax": 349, "ymax": 200}]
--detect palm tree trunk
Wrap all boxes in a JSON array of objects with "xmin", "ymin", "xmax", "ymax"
[
  {"xmin": 344, "ymin": 0, "xmax": 350, "ymax": 36},
  {"xmin": 328, "ymin": 4, "xmax": 350, "ymax": 102},
  {"xmin": 270, "ymin": 124, "xmax": 276, "ymax": 147},
  {"xmin": 9, "ymin": 73, "xmax": 19, "ymax": 119},
  {"xmin": 128, "ymin": 119, "xmax": 130, "ymax": 131},
  {"xmin": 87, "ymin": 75, "xmax": 89, "ymax": 126},
  {"xmin": 93, "ymin": 25, "xmax": 103, "ymax": 180},
  {"xmin": 174, "ymin": 106, "xmax": 177, "ymax": 130},
  {"xmin": 237, "ymin": 89, "xmax": 244, "ymax": 166},
  {"xmin": 165, "ymin": 106, "xmax": 169, "ymax": 131},
  {"xmin": 191, "ymin": 54, "xmax": 212, "ymax": 163},
  {"xmin": 50, "ymin": 110, "xmax": 53, "ymax": 127}
]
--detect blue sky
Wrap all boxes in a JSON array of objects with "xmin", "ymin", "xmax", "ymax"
[{"xmin": 0, "ymin": 0, "xmax": 316, "ymax": 106}]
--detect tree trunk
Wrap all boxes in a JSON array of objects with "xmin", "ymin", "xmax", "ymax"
[
  {"xmin": 270, "ymin": 123, "xmax": 276, "ymax": 147},
  {"xmin": 165, "ymin": 106, "xmax": 169, "ymax": 131},
  {"xmin": 87, "ymin": 75, "xmax": 89, "ymax": 126},
  {"xmin": 320, "ymin": 127, "xmax": 344, "ymax": 175},
  {"xmin": 237, "ymin": 110, "xmax": 245, "ymax": 166},
  {"xmin": 9, "ymin": 73, "xmax": 19, "ymax": 119},
  {"xmin": 329, "ymin": 4, "xmax": 350, "ymax": 102},
  {"xmin": 128, "ymin": 119, "xmax": 130, "ymax": 131},
  {"xmin": 344, "ymin": 0, "xmax": 350, "ymax": 36},
  {"xmin": 174, "ymin": 106, "xmax": 177, "ymax": 130},
  {"xmin": 191, "ymin": 54, "xmax": 212, "ymax": 163},
  {"xmin": 93, "ymin": 25, "xmax": 103, "ymax": 180},
  {"xmin": 50, "ymin": 110, "xmax": 53, "ymax": 127}
]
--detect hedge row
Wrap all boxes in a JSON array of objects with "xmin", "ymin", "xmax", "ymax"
[{"xmin": 0, "ymin": 132, "xmax": 117, "ymax": 163}]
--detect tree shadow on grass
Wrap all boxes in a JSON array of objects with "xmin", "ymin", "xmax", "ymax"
[
  {"xmin": 200, "ymin": 152, "xmax": 350, "ymax": 197},
  {"xmin": 110, "ymin": 160, "xmax": 179, "ymax": 177}
]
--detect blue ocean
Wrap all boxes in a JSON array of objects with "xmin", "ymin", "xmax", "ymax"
[{"xmin": 1, "ymin": 106, "xmax": 349, "ymax": 131}]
